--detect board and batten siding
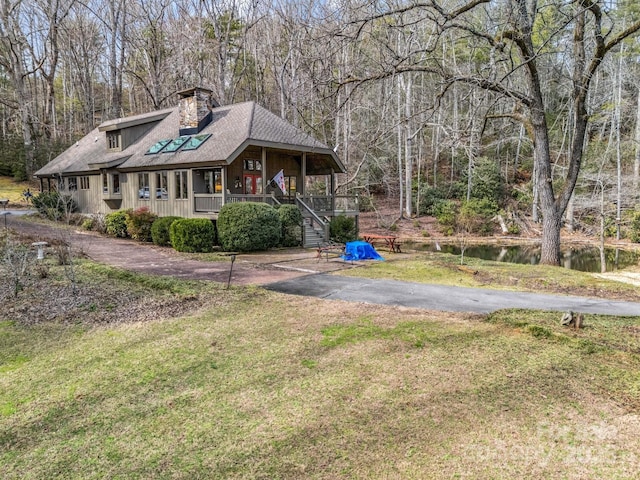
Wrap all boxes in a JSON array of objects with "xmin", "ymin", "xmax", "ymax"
[{"xmin": 122, "ymin": 170, "xmax": 198, "ymax": 218}]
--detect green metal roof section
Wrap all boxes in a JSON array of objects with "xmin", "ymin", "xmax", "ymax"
[
  {"xmin": 181, "ymin": 133, "xmax": 212, "ymax": 151},
  {"xmin": 146, "ymin": 139, "xmax": 172, "ymax": 154}
]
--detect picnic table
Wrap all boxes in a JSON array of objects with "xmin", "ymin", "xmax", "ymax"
[{"xmin": 360, "ymin": 233, "xmax": 402, "ymax": 253}]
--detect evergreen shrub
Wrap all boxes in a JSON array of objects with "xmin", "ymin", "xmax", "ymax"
[
  {"xmin": 458, "ymin": 198, "xmax": 499, "ymax": 235},
  {"xmin": 125, "ymin": 206, "xmax": 158, "ymax": 242},
  {"xmin": 170, "ymin": 218, "xmax": 216, "ymax": 253},
  {"xmin": 278, "ymin": 204, "xmax": 302, "ymax": 247},
  {"xmin": 31, "ymin": 191, "xmax": 77, "ymax": 221},
  {"xmin": 630, "ymin": 211, "xmax": 640, "ymax": 243},
  {"xmin": 105, "ymin": 209, "xmax": 132, "ymax": 238},
  {"xmin": 151, "ymin": 216, "xmax": 182, "ymax": 247},
  {"xmin": 330, "ymin": 214, "xmax": 357, "ymax": 243},
  {"xmin": 433, "ymin": 200, "xmax": 458, "ymax": 236},
  {"xmin": 217, "ymin": 202, "xmax": 281, "ymax": 252},
  {"xmin": 415, "ymin": 186, "xmax": 447, "ymax": 215}
]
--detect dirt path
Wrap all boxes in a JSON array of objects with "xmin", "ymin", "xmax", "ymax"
[{"xmin": 7, "ymin": 215, "xmax": 353, "ymax": 286}]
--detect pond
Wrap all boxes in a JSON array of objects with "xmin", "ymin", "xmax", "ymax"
[{"xmin": 409, "ymin": 242, "xmax": 640, "ymax": 273}]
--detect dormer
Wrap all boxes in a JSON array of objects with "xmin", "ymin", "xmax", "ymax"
[
  {"xmin": 178, "ymin": 87, "xmax": 218, "ymax": 136},
  {"xmin": 98, "ymin": 110, "xmax": 172, "ymax": 152}
]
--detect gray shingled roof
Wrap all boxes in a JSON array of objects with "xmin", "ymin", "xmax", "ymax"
[{"xmin": 35, "ymin": 102, "xmax": 344, "ymax": 177}]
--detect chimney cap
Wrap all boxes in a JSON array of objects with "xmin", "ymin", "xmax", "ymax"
[{"xmin": 177, "ymin": 87, "xmax": 213, "ymax": 98}]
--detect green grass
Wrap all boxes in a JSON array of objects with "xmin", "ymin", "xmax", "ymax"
[
  {"xmin": 0, "ymin": 176, "xmax": 32, "ymax": 204},
  {"xmin": 3, "ymin": 266, "xmax": 640, "ymax": 478}
]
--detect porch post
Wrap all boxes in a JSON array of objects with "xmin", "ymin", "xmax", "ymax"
[
  {"xmin": 261, "ymin": 147, "xmax": 267, "ymax": 198},
  {"xmin": 222, "ymin": 166, "xmax": 227, "ymax": 203},
  {"xmin": 301, "ymin": 152, "xmax": 307, "ymax": 196},
  {"xmin": 330, "ymin": 168, "xmax": 335, "ymax": 216}
]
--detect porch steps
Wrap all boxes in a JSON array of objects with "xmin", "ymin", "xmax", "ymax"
[{"xmin": 303, "ymin": 223, "xmax": 326, "ymax": 249}]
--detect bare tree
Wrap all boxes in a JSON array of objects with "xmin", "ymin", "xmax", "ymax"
[{"xmin": 336, "ymin": 0, "xmax": 640, "ymax": 265}]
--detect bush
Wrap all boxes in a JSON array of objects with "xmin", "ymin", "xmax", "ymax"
[
  {"xmin": 169, "ymin": 218, "xmax": 216, "ymax": 253},
  {"xmin": 217, "ymin": 202, "xmax": 281, "ymax": 252},
  {"xmin": 105, "ymin": 209, "xmax": 131, "ymax": 238},
  {"xmin": 125, "ymin": 206, "xmax": 158, "ymax": 242},
  {"xmin": 457, "ymin": 156, "xmax": 506, "ymax": 205},
  {"xmin": 415, "ymin": 185, "xmax": 448, "ymax": 215},
  {"xmin": 278, "ymin": 204, "xmax": 302, "ymax": 247},
  {"xmin": 151, "ymin": 216, "xmax": 182, "ymax": 247},
  {"xmin": 31, "ymin": 191, "xmax": 77, "ymax": 221},
  {"xmin": 630, "ymin": 211, "xmax": 640, "ymax": 243},
  {"xmin": 433, "ymin": 200, "xmax": 458, "ymax": 236},
  {"xmin": 458, "ymin": 198, "xmax": 499, "ymax": 236},
  {"xmin": 330, "ymin": 214, "xmax": 357, "ymax": 243}
]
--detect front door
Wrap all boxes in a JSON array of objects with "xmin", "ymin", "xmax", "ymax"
[{"xmin": 244, "ymin": 174, "xmax": 263, "ymax": 194}]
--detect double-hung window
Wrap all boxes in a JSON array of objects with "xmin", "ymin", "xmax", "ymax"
[
  {"xmin": 156, "ymin": 171, "xmax": 168, "ymax": 199},
  {"xmin": 138, "ymin": 173, "xmax": 150, "ymax": 199},
  {"xmin": 175, "ymin": 171, "xmax": 188, "ymax": 199}
]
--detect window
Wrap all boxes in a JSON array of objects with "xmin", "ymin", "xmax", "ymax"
[
  {"xmin": 58, "ymin": 177, "xmax": 65, "ymax": 191},
  {"xmin": 80, "ymin": 176, "xmax": 90, "ymax": 190},
  {"xmin": 138, "ymin": 173, "xmax": 150, "ymax": 199},
  {"xmin": 112, "ymin": 174, "xmax": 121, "ymax": 195},
  {"xmin": 155, "ymin": 171, "xmax": 168, "ymax": 199},
  {"xmin": 175, "ymin": 171, "xmax": 188, "ymax": 199},
  {"xmin": 204, "ymin": 169, "xmax": 223, "ymax": 194},
  {"xmin": 146, "ymin": 139, "xmax": 171, "ymax": 154},
  {"xmin": 102, "ymin": 173, "xmax": 109, "ymax": 194},
  {"xmin": 68, "ymin": 177, "xmax": 78, "ymax": 191},
  {"xmin": 107, "ymin": 131, "xmax": 121, "ymax": 150},
  {"xmin": 163, "ymin": 136, "xmax": 190, "ymax": 153},
  {"xmin": 181, "ymin": 134, "xmax": 211, "ymax": 151},
  {"xmin": 244, "ymin": 159, "xmax": 261, "ymax": 171},
  {"xmin": 284, "ymin": 176, "xmax": 297, "ymax": 196}
]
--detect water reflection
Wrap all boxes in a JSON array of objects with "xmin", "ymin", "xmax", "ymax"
[{"xmin": 413, "ymin": 243, "xmax": 639, "ymax": 272}]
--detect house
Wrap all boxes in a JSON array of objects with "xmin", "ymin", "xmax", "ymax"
[{"xmin": 34, "ymin": 88, "xmax": 359, "ymax": 247}]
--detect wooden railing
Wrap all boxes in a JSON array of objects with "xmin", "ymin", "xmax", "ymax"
[
  {"xmin": 193, "ymin": 192, "xmax": 359, "ymax": 217},
  {"xmin": 194, "ymin": 193, "xmax": 223, "ymax": 212},
  {"xmin": 297, "ymin": 195, "xmax": 359, "ymax": 217},
  {"xmin": 193, "ymin": 193, "xmax": 280, "ymax": 213}
]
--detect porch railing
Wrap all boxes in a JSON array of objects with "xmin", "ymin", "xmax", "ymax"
[
  {"xmin": 194, "ymin": 193, "xmax": 223, "ymax": 213},
  {"xmin": 297, "ymin": 195, "xmax": 359, "ymax": 217},
  {"xmin": 193, "ymin": 193, "xmax": 280, "ymax": 213},
  {"xmin": 193, "ymin": 192, "xmax": 358, "ymax": 217}
]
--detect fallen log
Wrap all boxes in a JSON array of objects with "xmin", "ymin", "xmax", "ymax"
[{"xmin": 457, "ymin": 265, "xmax": 478, "ymax": 275}]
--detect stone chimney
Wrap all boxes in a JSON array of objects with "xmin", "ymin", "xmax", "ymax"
[{"xmin": 177, "ymin": 87, "xmax": 219, "ymax": 135}]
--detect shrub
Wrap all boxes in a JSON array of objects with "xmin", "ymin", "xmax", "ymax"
[
  {"xmin": 125, "ymin": 206, "xmax": 158, "ymax": 242},
  {"xmin": 415, "ymin": 186, "xmax": 448, "ymax": 215},
  {"xmin": 330, "ymin": 214, "xmax": 357, "ymax": 243},
  {"xmin": 433, "ymin": 200, "xmax": 458, "ymax": 236},
  {"xmin": 217, "ymin": 202, "xmax": 281, "ymax": 252},
  {"xmin": 31, "ymin": 191, "xmax": 77, "ymax": 221},
  {"xmin": 458, "ymin": 198, "xmax": 499, "ymax": 236},
  {"xmin": 170, "ymin": 218, "xmax": 216, "ymax": 253},
  {"xmin": 457, "ymin": 156, "xmax": 506, "ymax": 205},
  {"xmin": 630, "ymin": 210, "xmax": 640, "ymax": 243},
  {"xmin": 278, "ymin": 204, "xmax": 302, "ymax": 247},
  {"xmin": 105, "ymin": 209, "xmax": 131, "ymax": 238},
  {"xmin": 151, "ymin": 216, "xmax": 182, "ymax": 247}
]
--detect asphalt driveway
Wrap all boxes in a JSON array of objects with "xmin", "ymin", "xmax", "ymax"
[{"xmin": 265, "ymin": 274, "xmax": 640, "ymax": 316}]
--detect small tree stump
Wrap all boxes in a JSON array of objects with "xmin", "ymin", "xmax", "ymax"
[{"xmin": 560, "ymin": 311, "xmax": 584, "ymax": 329}]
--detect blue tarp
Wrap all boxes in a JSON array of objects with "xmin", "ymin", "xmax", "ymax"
[{"xmin": 342, "ymin": 241, "xmax": 385, "ymax": 261}]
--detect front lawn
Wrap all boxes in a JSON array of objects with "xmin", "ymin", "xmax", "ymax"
[{"xmin": 2, "ymin": 261, "xmax": 640, "ymax": 478}]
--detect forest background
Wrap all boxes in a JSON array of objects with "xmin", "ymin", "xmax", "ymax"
[{"xmin": 2, "ymin": 0, "xmax": 640, "ymax": 264}]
